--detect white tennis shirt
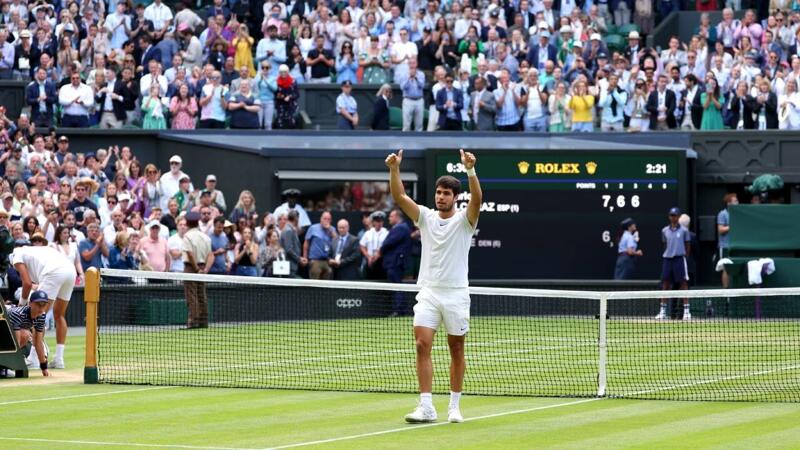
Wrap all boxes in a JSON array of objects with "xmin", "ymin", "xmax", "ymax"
[
  {"xmin": 414, "ymin": 205, "xmax": 476, "ymax": 289},
  {"xmin": 11, "ymin": 246, "xmax": 73, "ymax": 282}
]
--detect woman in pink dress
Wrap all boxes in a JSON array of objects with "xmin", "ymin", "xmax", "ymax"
[{"xmin": 169, "ymin": 83, "xmax": 199, "ymax": 130}]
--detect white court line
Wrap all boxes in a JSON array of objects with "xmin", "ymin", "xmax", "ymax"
[
  {"xmin": 0, "ymin": 385, "xmax": 177, "ymax": 406},
  {"xmin": 0, "ymin": 437, "xmax": 254, "ymax": 450},
  {"xmin": 267, "ymin": 398, "xmax": 601, "ymax": 449}
]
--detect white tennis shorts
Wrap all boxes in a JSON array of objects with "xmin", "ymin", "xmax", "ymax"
[
  {"xmin": 413, "ymin": 287, "xmax": 470, "ymax": 336},
  {"xmin": 39, "ymin": 267, "xmax": 77, "ymax": 302}
]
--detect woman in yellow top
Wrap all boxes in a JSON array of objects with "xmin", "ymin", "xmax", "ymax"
[
  {"xmin": 568, "ymin": 80, "xmax": 595, "ymax": 132},
  {"xmin": 233, "ymin": 24, "xmax": 256, "ymax": 77}
]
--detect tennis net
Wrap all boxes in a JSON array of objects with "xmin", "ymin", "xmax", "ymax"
[{"xmin": 90, "ymin": 269, "xmax": 800, "ymax": 402}]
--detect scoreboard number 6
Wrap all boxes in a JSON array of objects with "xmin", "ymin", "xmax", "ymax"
[{"xmin": 602, "ymin": 195, "xmax": 640, "ymax": 212}]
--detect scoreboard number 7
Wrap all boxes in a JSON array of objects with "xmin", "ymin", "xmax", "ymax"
[{"xmin": 601, "ymin": 195, "xmax": 640, "ymax": 212}]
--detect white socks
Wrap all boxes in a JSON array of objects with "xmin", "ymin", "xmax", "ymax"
[
  {"xmin": 449, "ymin": 392, "xmax": 462, "ymax": 410},
  {"xmin": 420, "ymin": 392, "xmax": 433, "ymax": 408},
  {"xmin": 55, "ymin": 344, "xmax": 65, "ymax": 362}
]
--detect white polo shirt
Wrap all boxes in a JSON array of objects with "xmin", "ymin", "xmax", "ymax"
[{"xmin": 414, "ymin": 205, "xmax": 476, "ymax": 289}]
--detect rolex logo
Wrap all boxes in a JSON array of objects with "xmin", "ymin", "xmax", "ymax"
[
  {"xmin": 585, "ymin": 161, "xmax": 598, "ymax": 175},
  {"xmin": 518, "ymin": 161, "xmax": 530, "ymax": 175}
]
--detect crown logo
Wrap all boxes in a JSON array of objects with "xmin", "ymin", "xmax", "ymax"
[
  {"xmin": 518, "ymin": 161, "xmax": 530, "ymax": 175},
  {"xmin": 585, "ymin": 161, "xmax": 598, "ymax": 175}
]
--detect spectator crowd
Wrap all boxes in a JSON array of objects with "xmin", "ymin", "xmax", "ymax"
[{"xmin": 0, "ymin": 0, "xmax": 797, "ymax": 131}]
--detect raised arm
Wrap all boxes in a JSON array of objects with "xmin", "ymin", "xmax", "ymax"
[
  {"xmin": 385, "ymin": 149, "xmax": 420, "ymax": 223},
  {"xmin": 460, "ymin": 149, "xmax": 481, "ymax": 227}
]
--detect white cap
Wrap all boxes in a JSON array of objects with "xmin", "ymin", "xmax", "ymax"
[
  {"xmin": 628, "ymin": 31, "xmax": 640, "ymax": 39},
  {"xmin": 118, "ymin": 192, "xmax": 131, "ymax": 202},
  {"xmin": 206, "ymin": 174, "xmax": 217, "ymax": 182},
  {"xmin": 590, "ymin": 33, "xmax": 602, "ymax": 41},
  {"xmin": 559, "ymin": 25, "xmax": 572, "ymax": 34},
  {"xmin": 148, "ymin": 220, "xmax": 162, "ymax": 229},
  {"xmin": 573, "ymin": 40, "xmax": 584, "ymax": 48},
  {"xmin": 537, "ymin": 21, "xmax": 548, "ymax": 29},
  {"xmin": 169, "ymin": 155, "xmax": 182, "ymax": 164}
]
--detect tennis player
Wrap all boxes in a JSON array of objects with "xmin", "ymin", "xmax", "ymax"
[
  {"xmin": 5, "ymin": 290, "xmax": 51, "ymax": 377},
  {"xmin": 386, "ymin": 148, "xmax": 481, "ymax": 424},
  {"xmin": 12, "ymin": 235, "xmax": 77, "ymax": 369}
]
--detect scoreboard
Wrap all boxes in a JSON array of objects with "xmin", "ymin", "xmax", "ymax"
[{"xmin": 429, "ymin": 149, "xmax": 688, "ymax": 280}]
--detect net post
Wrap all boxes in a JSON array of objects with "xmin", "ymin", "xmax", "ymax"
[
  {"xmin": 597, "ymin": 294, "xmax": 608, "ymax": 398},
  {"xmin": 83, "ymin": 268, "xmax": 100, "ymax": 384}
]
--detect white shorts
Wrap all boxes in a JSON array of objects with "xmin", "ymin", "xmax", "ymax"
[
  {"xmin": 413, "ymin": 287, "xmax": 470, "ymax": 336},
  {"xmin": 38, "ymin": 267, "xmax": 77, "ymax": 302}
]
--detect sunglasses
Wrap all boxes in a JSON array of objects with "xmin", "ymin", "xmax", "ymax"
[{"xmin": 262, "ymin": 66, "xmax": 270, "ymax": 69}]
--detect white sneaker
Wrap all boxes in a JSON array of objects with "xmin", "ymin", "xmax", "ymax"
[
  {"xmin": 48, "ymin": 359, "xmax": 65, "ymax": 369},
  {"xmin": 404, "ymin": 404, "xmax": 437, "ymax": 423},
  {"xmin": 654, "ymin": 311, "xmax": 667, "ymax": 320},
  {"xmin": 682, "ymin": 311, "xmax": 692, "ymax": 321},
  {"xmin": 448, "ymin": 408, "xmax": 464, "ymax": 423}
]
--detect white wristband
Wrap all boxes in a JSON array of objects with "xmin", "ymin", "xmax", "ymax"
[{"xmin": 466, "ymin": 167, "xmax": 476, "ymax": 177}]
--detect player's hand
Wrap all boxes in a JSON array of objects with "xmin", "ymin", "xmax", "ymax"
[
  {"xmin": 41, "ymin": 367, "xmax": 49, "ymax": 377},
  {"xmin": 385, "ymin": 149, "xmax": 403, "ymax": 170},
  {"xmin": 460, "ymin": 149, "xmax": 476, "ymax": 170}
]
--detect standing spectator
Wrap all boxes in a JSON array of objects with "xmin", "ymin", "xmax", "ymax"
[
  {"xmin": 328, "ymin": 218, "xmax": 361, "ymax": 280},
  {"xmin": 400, "ymin": 58, "xmax": 426, "ymax": 131},
  {"xmin": 336, "ymin": 81, "xmax": 359, "ymax": 130},
  {"xmin": 656, "ymin": 207, "xmax": 691, "ymax": 321},
  {"xmin": 58, "ymin": 72, "xmax": 94, "ymax": 128},
  {"xmin": 647, "ymin": 75, "xmax": 677, "ymax": 131},
  {"xmin": 159, "ymin": 155, "xmax": 191, "ymax": 210},
  {"xmin": 275, "ymin": 64, "xmax": 299, "ymax": 129},
  {"xmin": 380, "ymin": 209, "xmax": 412, "ymax": 316},
  {"xmin": 141, "ymin": 84, "xmax": 168, "ymax": 130},
  {"xmin": 435, "ymin": 71, "xmax": 464, "ymax": 131},
  {"xmin": 227, "ymin": 82, "xmax": 261, "ymax": 129},
  {"xmin": 336, "ymin": 42, "xmax": 359, "ymax": 85},
  {"xmin": 182, "ymin": 212, "xmax": 212, "ymax": 329},
  {"xmin": 779, "ymin": 79, "xmax": 800, "ymax": 130},
  {"xmin": 717, "ymin": 193, "xmax": 738, "ymax": 289},
  {"xmin": 51, "ymin": 225, "xmax": 84, "ymax": 285},
  {"xmin": 260, "ymin": 228, "xmax": 287, "ymax": 277},
  {"xmin": 144, "ymin": 0, "xmax": 173, "ymax": 42},
  {"xmin": 255, "ymin": 62, "xmax": 277, "ymax": 130},
  {"xmin": 361, "ymin": 36, "xmax": 390, "ymax": 84},
  {"xmin": 108, "ymin": 232, "xmax": 142, "ymax": 271},
  {"xmin": 233, "ymin": 227, "xmax": 259, "ymax": 276},
  {"xmin": 207, "ymin": 217, "xmax": 229, "ymax": 275},
  {"xmin": 526, "ymin": 31, "xmax": 556, "ymax": 72},
  {"xmin": 272, "ymin": 188, "xmax": 311, "ymax": 229},
  {"xmin": 471, "ymin": 76, "xmax": 496, "ymax": 131},
  {"xmin": 728, "ymin": 80, "xmax": 755, "ymax": 129},
  {"xmin": 229, "ymin": 190, "xmax": 257, "ymax": 225},
  {"xmin": 614, "ymin": 218, "xmax": 643, "ymax": 280},
  {"xmin": 280, "ymin": 210, "xmax": 304, "ymax": 278},
  {"xmin": 232, "ymin": 24, "xmax": 255, "ymax": 78},
  {"xmin": 306, "ymin": 35, "xmax": 334, "ymax": 83},
  {"xmin": 391, "ymin": 28, "xmax": 418, "ymax": 82},
  {"xmin": 256, "ymin": 25, "xmax": 287, "ymax": 69},
  {"xmin": 372, "ymin": 83, "xmax": 392, "ymax": 130},
  {"xmin": 568, "ymin": 80, "xmax": 594, "ymax": 132},
  {"xmin": 0, "ymin": 28, "xmax": 14, "ymax": 80},
  {"xmin": 198, "ymin": 71, "xmax": 228, "ymax": 128},
  {"xmin": 169, "ymin": 83, "xmax": 199, "ymax": 129},
  {"xmin": 598, "ymin": 73, "xmax": 627, "ymax": 132},
  {"xmin": 302, "ymin": 210, "xmax": 335, "ymax": 280},
  {"xmin": 79, "ymin": 222, "xmax": 108, "ymax": 272},
  {"xmin": 521, "ymin": 69, "xmax": 547, "ymax": 132},
  {"xmin": 26, "ymin": 67, "xmax": 57, "ymax": 128},
  {"xmin": 140, "ymin": 221, "xmax": 169, "ymax": 272},
  {"xmin": 360, "ymin": 211, "xmax": 388, "ymax": 279},
  {"xmin": 96, "ymin": 69, "xmax": 126, "ymax": 129},
  {"xmin": 680, "ymin": 74, "xmax": 702, "ymax": 130},
  {"xmin": 548, "ymin": 81, "xmax": 570, "ymax": 132},
  {"xmin": 700, "ymin": 77, "xmax": 724, "ymax": 131},
  {"xmin": 752, "ymin": 78, "xmax": 779, "ymax": 130}
]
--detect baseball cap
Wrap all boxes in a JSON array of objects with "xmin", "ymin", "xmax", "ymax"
[
  {"xmin": 85, "ymin": 152, "xmax": 97, "ymax": 161},
  {"xmin": 118, "ymin": 192, "xmax": 131, "ymax": 202},
  {"xmin": 620, "ymin": 218, "xmax": 635, "ymax": 229},
  {"xmin": 179, "ymin": 174, "xmax": 191, "ymax": 182},
  {"xmin": 628, "ymin": 31, "xmax": 640, "ymax": 39},
  {"xmin": 489, "ymin": 9, "xmax": 500, "ymax": 17},
  {"xmin": 559, "ymin": 25, "xmax": 572, "ymax": 34},
  {"xmin": 169, "ymin": 155, "xmax": 182, "ymax": 164},
  {"xmin": 573, "ymin": 40, "xmax": 583, "ymax": 48},
  {"xmin": 206, "ymin": 174, "xmax": 217, "ymax": 182},
  {"xmin": 177, "ymin": 23, "xmax": 189, "ymax": 33},
  {"xmin": 597, "ymin": 51, "xmax": 609, "ymax": 59},
  {"xmin": 20, "ymin": 30, "xmax": 31, "ymax": 38},
  {"xmin": 58, "ymin": 135, "xmax": 69, "ymax": 142},
  {"xmin": 282, "ymin": 188, "xmax": 301, "ymax": 196},
  {"xmin": 1, "ymin": 192, "xmax": 12, "ymax": 200},
  {"xmin": 29, "ymin": 290, "xmax": 49, "ymax": 303},
  {"xmin": 341, "ymin": 79, "xmax": 352, "ymax": 86},
  {"xmin": 668, "ymin": 207, "xmax": 681, "ymax": 216},
  {"xmin": 590, "ymin": 33, "xmax": 602, "ymax": 41},
  {"xmin": 540, "ymin": 30, "xmax": 551, "ymax": 39},
  {"xmin": 185, "ymin": 211, "xmax": 201, "ymax": 222},
  {"xmin": 147, "ymin": 220, "xmax": 161, "ymax": 229},
  {"xmin": 370, "ymin": 211, "xmax": 386, "ymax": 221}
]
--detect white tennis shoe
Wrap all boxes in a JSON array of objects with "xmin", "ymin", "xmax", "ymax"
[
  {"xmin": 48, "ymin": 359, "xmax": 65, "ymax": 369},
  {"xmin": 404, "ymin": 404, "xmax": 437, "ymax": 423},
  {"xmin": 448, "ymin": 408, "xmax": 464, "ymax": 423},
  {"xmin": 682, "ymin": 311, "xmax": 692, "ymax": 321},
  {"xmin": 654, "ymin": 311, "xmax": 667, "ymax": 320}
]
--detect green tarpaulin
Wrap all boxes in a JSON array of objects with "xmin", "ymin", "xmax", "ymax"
[{"xmin": 729, "ymin": 205, "xmax": 800, "ymax": 251}]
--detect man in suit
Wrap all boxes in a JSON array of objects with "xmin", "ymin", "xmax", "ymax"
[
  {"xmin": 380, "ymin": 209, "xmax": 413, "ymax": 316},
  {"xmin": 372, "ymin": 83, "xmax": 391, "ymax": 130},
  {"xmin": 680, "ymin": 74, "xmax": 703, "ymax": 130},
  {"xmin": 26, "ymin": 66, "xmax": 57, "ymax": 128},
  {"xmin": 328, "ymin": 219, "xmax": 361, "ymax": 281},
  {"xmin": 468, "ymin": 59, "xmax": 497, "ymax": 93},
  {"xmin": 205, "ymin": 0, "xmax": 230, "ymax": 21},
  {"xmin": 279, "ymin": 210, "xmax": 305, "ymax": 278},
  {"xmin": 646, "ymin": 74, "xmax": 678, "ymax": 130},
  {"xmin": 435, "ymin": 72, "xmax": 464, "ymax": 130},
  {"xmin": 96, "ymin": 69, "xmax": 127, "ymax": 129},
  {"xmin": 470, "ymin": 76, "xmax": 496, "ymax": 131},
  {"xmin": 526, "ymin": 31, "xmax": 557, "ymax": 72},
  {"xmin": 138, "ymin": 35, "xmax": 161, "ymax": 70}
]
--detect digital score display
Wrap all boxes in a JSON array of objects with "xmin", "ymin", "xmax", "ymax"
[{"xmin": 429, "ymin": 150, "xmax": 688, "ymax": 280}]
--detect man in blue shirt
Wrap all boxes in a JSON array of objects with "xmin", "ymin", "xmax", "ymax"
[
  {"xmin": 717, "ymin": 193, "xmax": 738, "ymax": 289},
  {"xmin": 208, "ymin": 217, "xmax": 229, "ymax": 275},
  {"xmin": 304, "ymin": 211, "xmax": 336, "ymax": 279},
  {"xmin": 399, "ymin": 58, "xmax": 425, "ymax": 131},
  {"xmin": 79, "ymin": 223, "xmax": 109, "ymax": 272},
  {"xmin": 657, "ymin": 207, "xmax": 691, "ymax": 320}
]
